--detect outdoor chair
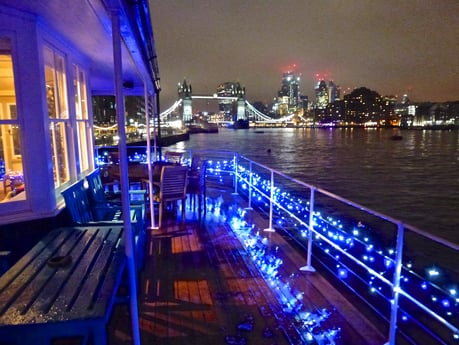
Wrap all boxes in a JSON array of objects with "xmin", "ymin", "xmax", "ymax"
[
  {"xmin": 189, "ymin": 154, "xmax": 202, "ymax": 173},
  {"xmin": 154, "ymin": 165, "xmax": 188, "ymax": 228},
  {"xmin": 86, "ymin": 168, "xmax": 146, "ymax": 222},
  {"xmin": 164, "ymin": 151, "xmax": 183, "ymax": 164},
  {"xmin": 187, "ymin": 159, "xmax": 207, "ymax": 214}
]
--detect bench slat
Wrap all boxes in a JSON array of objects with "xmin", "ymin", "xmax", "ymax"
[
  {"xmin": 0, "ymin": 230, "xmax": 77, "ymax": 315},
  {"xmin": 67, "ymin": 227, "xmax": 124, "ymax": 317},
  {"xmin": 0, "ymin": 226, "xmax": 126, "ymax": 345},
  {"xmin": 47, "ymin": 227, "xmax": 124, "ymax": 320},
  {"xmin": 27, "ymin": 227, "xmax": 118, "ymax": 317},
  {"xmin": 2, "ymin": 229, "xmax": 86, "ymax": 320}
]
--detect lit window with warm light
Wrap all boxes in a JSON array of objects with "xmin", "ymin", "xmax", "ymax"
[{"xmin": 0, "ymin": 37, "xmax": 25, "ymax": 203}]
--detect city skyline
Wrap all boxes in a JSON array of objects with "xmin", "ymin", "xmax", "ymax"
[{"xmin": 150, "ymin": 0, "xmax": 458, "ymax": 111}]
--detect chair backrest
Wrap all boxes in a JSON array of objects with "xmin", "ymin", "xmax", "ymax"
[
  {"xmin": 86, "ymin": 169, "xmax": 107, "ymax": 204},
  {"xmin": 190, "ymin": 154, "xmax": 202, "ymax": 173},
  {"xmin": 159, "ymin": 165, "xmax": 188, "ymax": 202},
  {"xmin": 61, "ymin": 179, "xmax": 94, "ymax": 223},
  {"xmin": 198, "ymin": 160, "xmax": 207, "ymax": 190},
  {"xmin": 164, "ymin": 151, "xmax": 183, "ymax": 164}
]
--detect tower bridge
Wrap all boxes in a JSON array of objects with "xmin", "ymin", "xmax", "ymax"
[{"xmin": 159, "ymin": 80, "xmax": 299, "ymax": 126}]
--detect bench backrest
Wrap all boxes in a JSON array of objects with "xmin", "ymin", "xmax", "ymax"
[{"xmin": 61, "ymin": 179, "xmax": 94, "ymax": 223}]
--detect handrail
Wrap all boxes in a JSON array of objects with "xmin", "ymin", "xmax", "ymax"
[{"xmin": 237, "ymin": 153, "xmax": 459, "ymax": 251}]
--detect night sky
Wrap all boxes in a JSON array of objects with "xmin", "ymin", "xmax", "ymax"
[{"xmin": 150, "ymin": 0, "xmax": 458, "ymax": 111}]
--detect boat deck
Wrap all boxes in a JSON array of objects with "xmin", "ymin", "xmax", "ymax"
[{"xmin": 108, "ymin": 186, "xmax": 387, "ymax": 345}]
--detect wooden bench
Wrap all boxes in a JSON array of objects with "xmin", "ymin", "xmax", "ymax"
[
  {"xmin": 0, "ymin": 225, "xmax": 126, "ymax": 344},
  {"xmin": 61, "ymin": 179, "xmax": 145, "ymax": 271}
]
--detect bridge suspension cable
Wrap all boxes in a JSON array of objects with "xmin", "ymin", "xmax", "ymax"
[
  {"xmin": 246, "ymin": 101, "xmax": 297, "ymax": 123},
  {"xmin": 245, "ymin": 100, "xmax": 272, "ymax": 121},
  {"xmin": 159, "ymin": 99, "xmax": 182, "ymax": 120}
]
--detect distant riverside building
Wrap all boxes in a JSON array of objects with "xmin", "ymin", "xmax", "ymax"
[
  {"xmin": 315, "ymin": 80, "xmax": 329, "ymax": 109},
  {"xmin": 93, "ymin": 96, "xmax": 116, "ymax": 125},
  {"xmin": 273, "ymin": 71, "xmax": 307, "ymax": 119},
  {"xmin": 411, "ymin": 101, "xmax": 459, "ymax": 127},
  {"xmin": 327, "ymin": 80, "xmax": 340, "ymax": 104},
  {"xmin": 394, "ymin": 94, "xmax": 411, "ymax": 126}
]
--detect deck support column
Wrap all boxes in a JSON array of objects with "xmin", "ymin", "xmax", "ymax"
[
  {"xmin": 111, "ymin": 9, "xmax": 141, "ymax": 345},
  {"xmin": 146, "ymin": 88, "xmax": 157, "ymax": 229}
]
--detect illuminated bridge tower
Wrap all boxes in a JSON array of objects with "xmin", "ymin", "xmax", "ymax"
[
  {"xmin": 235, "ymin": 83, "xmax": 246, "ymax": 121},
  {"xmin": 178, "ymin": 79, "xmax": 192, "ymax": 123}
]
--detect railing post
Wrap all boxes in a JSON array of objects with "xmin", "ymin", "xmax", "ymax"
[
  {"xmin": 232, "ymin": 154, "xmax": 238, "ymax": 195},
  {"xmin": 264, "ymin": 170, "xmax": 275, "ymax": 232},
  {"xmin": 246, "ymin": 161, "xmax": 253, "ymax": 210},
  {"xmin": 385, "ymin": 222, "xmax": 405, "ymax": 345},
  {"xmin": 300, "ymin": 187, "xmax": 316, "ymax": 272}
]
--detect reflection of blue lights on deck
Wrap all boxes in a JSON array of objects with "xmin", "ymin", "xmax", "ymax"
[{"xmin": 228, "ymin": 211, "xmax": 341, "ymax": 344}]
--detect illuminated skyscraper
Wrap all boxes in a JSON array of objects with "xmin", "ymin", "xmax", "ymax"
[
  {"xmin": 327, "ymin": 80, "xmax": 340, "ymax": 103},
  {"xmin": 315, "ymin": 80, "xmax": 329, "ymax": 109},
  {"xmin": 277, "ymin": 71, "xmax": 301, "ymax": 116}
]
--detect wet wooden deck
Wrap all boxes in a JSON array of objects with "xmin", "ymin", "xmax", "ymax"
[{"xmin": 107, "ymin": 187, "xmax": 387, "ymax": 345}]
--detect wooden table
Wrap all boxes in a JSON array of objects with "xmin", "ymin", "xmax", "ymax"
[
  {"xmin": 107, "ymin": 161, "xmax": 180, "ymax": 183},
  {"xmin": 0, "ymin": 225, "xmax": 127, "ymax": 344}
]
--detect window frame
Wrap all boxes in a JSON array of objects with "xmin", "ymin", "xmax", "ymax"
[{"xmin": 44, "ymin": 45, "xmax": 71, "ymax": 187}]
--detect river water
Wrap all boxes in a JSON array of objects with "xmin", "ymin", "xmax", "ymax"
[{"xmin": 170, "ymin": 127, "xmax": 459, "ymax": 245}]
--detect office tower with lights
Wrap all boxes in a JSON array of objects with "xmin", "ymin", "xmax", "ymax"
[
  {"xmin": 315, "ymin": 80, "xmax": 329, "ymax": 109},
  {"xmin": 328, "ymin": 80, "xmax": 340, "ymax": 103},
  {"xmin": 277, "ymin": 71, "xmax": 301, "ymax": 116}
]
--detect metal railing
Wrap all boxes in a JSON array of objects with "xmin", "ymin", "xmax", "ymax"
[{"xmin": 95, "ymin": 146, "xmax": 459, "ymax": 345}]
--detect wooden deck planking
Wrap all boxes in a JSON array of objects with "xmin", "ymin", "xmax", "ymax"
[{"xmin": 106, "ymin": 188, "xmax": 389, "ymax": 345}]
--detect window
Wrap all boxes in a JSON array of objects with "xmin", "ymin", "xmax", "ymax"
[
  {"xmin": 0, "ymin": 37, "xmax": 25, "ymax": 202},
  {"xmin": 44, "ymin": 46, "xmax": 70, "ymax": 186},
  {"xmin": 74, "ymin": 64, "xmax": 91, "ymax": 172}
]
